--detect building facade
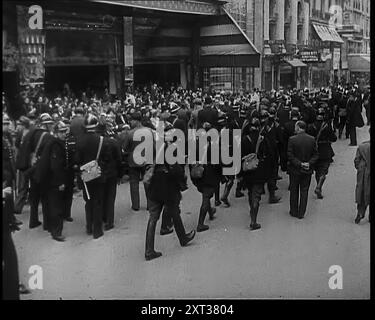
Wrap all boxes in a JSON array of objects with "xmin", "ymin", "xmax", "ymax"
[
  {"xmin": 2, "ymin": 0, "xmax": 261, "ymax": 98},
  {"xmin": 224, "ymin": 0, "xmax": 369, "ymax": 91}
]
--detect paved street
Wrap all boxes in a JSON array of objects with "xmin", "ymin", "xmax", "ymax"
[{"xmin": 15, "ymin": 124, "xmax": 370, "ymax": 300}]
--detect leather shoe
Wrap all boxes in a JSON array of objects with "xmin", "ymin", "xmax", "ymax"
[
  {"xmin": 215, "ymin": 200, "xmax": 221, "ymax": 207},
  {"xmin": 221, "ymin": 198, "xmax": 230, "ymax": 207},
  {"xmin": 197, "ymin": 224, "xmax": 209, "ymax": 232},
  {"xmin": 235, "ymin": 191, "xmax": 244, "ymax": 198},
  {"xmin": 145, "ymin": 251, "xmax": 162, "ymax": 261},
  {"xmin": 29, "ymin": 221, "xmax": 42, "ymax": 229},
  {"xmin": 355, "ymin": 214, "xmax": 364, "ymax": 224},
  {"xmin": 19, "ymin": 283, "xmax": 31, "ymax": 295},
  {"xmin": 250, "ymin": 223, "xmax": 261, "ymax": 231},
  {"xmin": 52, "ymin": 235, "xmax": 65, "ymax": 242},
  {"xmin": 65, "ymin": 217, "xmax": 73, "ymax": 222},
  {"xmin": 160, "ymin": 226, "xmax": 173, "ymax": 235},
  {"xmin": 104, "ymin": 224, "xmax": 114, "ymax": 231},
  {"xmin": 132, "ymin": 207, "xmax": 140, "ymax": 211},
  {"xmin": 209, "ymin": 208, "xmax": 216, "ymax": 220},
  {"xmin": 181, "ymin": 230, "xmax": 196, "ymax": 247},
  {"xmin": 269, "ymin": 195, "xmax": 281, "ymax": 204},
  {"xmin": 314, "ymin": 189, "xmax": 323, "ymax": 199}
]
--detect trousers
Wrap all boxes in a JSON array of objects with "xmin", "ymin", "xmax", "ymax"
[
  {"xmin": 47, "ymin": 188, "xmax": 64, "ymax": 237},
  {"xmin": 29, "ymin": 179, "xmax": 49, "ymax": 229},
  {"xmin": 289, "ymin": 173, "xmax": 312, "ymax": 218},
  {"xmin": 102, "ymin": 177, "xmax": 117, "ymax": 227},
  {"xmin": 82, "ymin": 181, "xmax": 104, "ymax": 238},
  {"xmin": 129, "ymin": 167, "xmax": 149, "ymax": 210},
  {"xmin": 14, "ymin": 170, "xmax": 29, "ymax": 214}
]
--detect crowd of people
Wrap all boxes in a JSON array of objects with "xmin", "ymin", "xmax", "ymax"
[{"xmin": 2, "ymin": 81, "xmax": 371, "ymax": 298}]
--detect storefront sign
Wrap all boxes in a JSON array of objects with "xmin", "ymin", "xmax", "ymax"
[
  {"xmin": 333, "ymin": 48, "xmax": 340, "ymax": 70},
  {"xmin": 320, "ymin": 49, "xmax": 332, "ymax": 62},
  {"xmin": 299, "ymin": 50, "xmax": 319, "ymax": 63}
]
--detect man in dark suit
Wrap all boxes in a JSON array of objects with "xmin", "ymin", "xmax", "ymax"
[
  {"xmin": 346, "ymin": 90, "xmax": 364, "ymax": 146},
  {"xmin": 121, "ymin": 112, "xmax": 153, "ymax": 211},
  {"xmin": 287, "ymin": 121, "xmax": 319, "ymax": 219},
  {"xmin": 197, "ymin": 97, "xmax": 219, "ymax": 130}
]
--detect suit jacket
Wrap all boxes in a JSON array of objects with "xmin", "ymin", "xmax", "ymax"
[
  {"xmin": 121, "ymin": 125, "xmax": 153, "ymax": 168},
  {"xmin": 197, "ymin": 107, "xmax": 219, "ymax": 129},
  {"xmin": 74, "ymin": 132, "xmax": 105, "ymax": 184},
  {"xmin": 70, "ymin": 115, "xmax": 85, "ymax": 141},
  {"xmin": 287, "ymin": 132, "xmax": 319, "ymax": 175}
]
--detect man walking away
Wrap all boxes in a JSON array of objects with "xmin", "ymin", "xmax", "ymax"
[{"xmin": 287, "ymin": 121, "xmax": 319, "ymax": 219}]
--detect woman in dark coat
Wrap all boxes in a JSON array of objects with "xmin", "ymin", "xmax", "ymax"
[
  {"xmin": 354, "ymin": 129, "xmax": 370, "ymax": 224},
  {"xmin": 3, "ymin": 121, "xmax": 20, "ymax": 299},
  {"xmin": 240, "ymin": 116, "xmax": 272, "ymax": 230}
]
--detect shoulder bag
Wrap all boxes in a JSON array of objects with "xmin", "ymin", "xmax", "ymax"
[
  {"xmin": 80, "ymin": 136, "xmax": 103, "ymax": 183},
  {"xmin": 242, "ymin": 135, "xmax": 263, "ymax": 172}
]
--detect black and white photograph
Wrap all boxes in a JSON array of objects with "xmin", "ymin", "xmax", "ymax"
[{"xmin": 2, "ymin": 0, "xmax": 371, "ymax": 302}]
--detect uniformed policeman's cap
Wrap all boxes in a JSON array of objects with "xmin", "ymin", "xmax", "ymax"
[
  {"xmin": 39, "ymin": 113, "xmax": 54, "ymax": 124},
  {"xmin": 3, "ymin": 113, "xmax": 11, "ymax": 124},
  {"xmin": 84, "ymin": 113, "xmax": 99, "ymax": 129},
  {"xmin": 54, "ymin": 121, "xmax": 69, "ymax": 133}
]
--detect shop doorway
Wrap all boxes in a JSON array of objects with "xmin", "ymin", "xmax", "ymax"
[
  {"xmin": 134, "ymin": 63, "xmax": 180, "ymax": 88},
  {"xmin": 45, "ymin": 65, "xmax": 109, "ymax": 97}
]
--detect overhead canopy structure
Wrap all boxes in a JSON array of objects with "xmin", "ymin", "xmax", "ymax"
[
  {"xmin": 91, "ymin": 0, "xmax": 260, "ymax": 67},
  {"xmin": 199, "ymin": 8, "xmax": 260, "ymax": 67},
  {"xmin": 312, "ymin": 23, "xmax": 344, "ymax": 43},
  {"xmin": 348, "ymin": 54, "xmax": 370, "ymax": 73},
  {"xmin": 91, "ymin": 0, "xmax": 222, "ymax": 15},
  {"xmin": 284, "ymin": 59, "xmax": 307, "ymax": 68}
]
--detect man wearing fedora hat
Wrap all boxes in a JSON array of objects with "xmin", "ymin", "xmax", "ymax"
[{"xmin": 121, "ymin": 111, "xmax": 153, "ymax": 211}]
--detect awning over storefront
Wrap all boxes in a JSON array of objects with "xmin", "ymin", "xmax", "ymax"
[
  {"xmin": 348, "ymin": 55, "xmax": 370, "ymax": 73},
  {"xmin": 284, "ymin": 59, "xmax": 307, "ymax": 68},
  {"xmin": 91, "ymin": 0, "xmax": 220, "ymax": 15},
  {"xmin": 199, "ymin": 9, "xmax": 260, "ymax": 67},
  {"xmin": 312, "ymin": 24, "xmax": 344, "ymax": 43}
]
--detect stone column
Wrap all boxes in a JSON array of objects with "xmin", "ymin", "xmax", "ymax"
[
  {"xmin": 290, "ymin": 0, "xmax": 298, "ymax": 45},
  {"xmin": 263, "ymin": 0, "xmax": 271, "ymax": 55},
  {"xmin": 302, "ymin": 1, "xmax": 310, "ymax": 44},
  {"xmin": 180, "ymin": 60, "xmax": 187, "ymax": 89},
  {"xmin": 276, "ymin": 0, "xmax": 285, "ymax": 41},
  {"xmin": 123, "ymin": 16, "xmax": 134, "ymax": 93}
]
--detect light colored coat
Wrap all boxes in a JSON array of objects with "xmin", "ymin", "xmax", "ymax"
[{"xmin": 354, "ymin": 141, "xmax": 370, "ymax": 206}]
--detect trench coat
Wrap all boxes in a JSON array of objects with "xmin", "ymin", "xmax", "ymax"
[{"xmin": 354, "ymin": 141, "xmax": 370, "ymax": 207}]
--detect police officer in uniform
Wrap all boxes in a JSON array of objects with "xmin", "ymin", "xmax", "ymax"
[
  {"xmin": 25, "ymin": 113, "xmax": 54, "ymax": 230},
  {"xmin": 74, "ymin": 114, "xmax": 105, "ymax": 239}
]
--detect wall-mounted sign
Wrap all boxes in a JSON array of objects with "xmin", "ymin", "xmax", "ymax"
[
  {"xmin": 299, "ymin": 50, "xmax": 319, "ymax": 63},
  {"xmin": 320, "ymin": 48, "xmax": 332, "ymax": 62}
]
